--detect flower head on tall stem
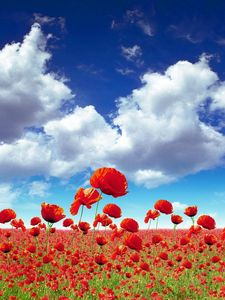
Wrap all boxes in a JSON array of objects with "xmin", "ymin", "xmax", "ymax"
[
  {"xmin": 90, "ymin": 167, "xmax": 128, "ymax": 197},
  {"xmin": 70, "ymin": 187, "xmax": 102, "ymax": 216}
]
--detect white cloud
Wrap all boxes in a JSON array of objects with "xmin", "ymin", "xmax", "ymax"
[
  {"xmin": 0, "ymin": 184, "xmax": 19, "ymax": 209},
  {"xmin": 0, "ymin": 23, "xmax": 73, "ymax": 142},
  {"xmin": 137, "ymin": 20, "xmax": 153, "ymax": 37},
  {"xmin": 115, "ymin": 67, "xmax": 134, "ymax": 76},
  {"xmin": 172, "ymin": 201, "xmax": 188, "ymax": 212},
  {"xmin": 45, "ymin": 105, "xmax": 118, "ymax": 178},
  {"xmin": 0, "ymin": 132, "xmax": 52, "ymax": 178},
  {"xmin": 1, "ymin": 25, "xmax": 225, "ymax": 189},
  {"xmin": 124, "ymin": 10, "xmax": 154, "ymax": 37},
  {"xmin": 121, "ymin": 45, "xmax": 143, "ymax": 67},
  {"xmin": 28, "ymin": 181, "xmax": 50, "ymax": 198},
  {"xmin": 33, "ymin": 14, "xmax": 66, "ymax": 31},
  {"xmin": 121, "ymin": 45, "xmax": 142, "ymax": 61},
  {"xmin": 108, "ymin": 55, "xmax": 225, "ymax": 187}
]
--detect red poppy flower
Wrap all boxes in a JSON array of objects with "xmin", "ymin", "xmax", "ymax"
[
  {"xmin": 180, "ymin": 236, "xmax": 190, "ymax": 246},
  {"xmin": 41, "ymin": 203, "xmax": 65, "ymax": 223},
  {"xmin": 63, "ymin": 218, "xmax": 74, "ymax": 227},
  {"xmin": 93, "ymin": 213, "xmax": 112, "ymax": 227},
  {"xmin": 95, "ymin": 253, "xmax": 107, "ymax": 265},
  {"xmin": 211, "ymin": 256, "xmax": 220, "ymax": 263},
  {"xmin": 204, "ymin": 234, "xmax": 217, "ymax": 246},
  {"xmin": 197, "ymin": 215, "xmax": 216, "ymax": 230},
  {"xmin": 54, "ymin": 242, "xmax": 65, "ymax": 251},
  {"xmin": 0, "ymin": 242, "xmax": 12, "ymax": 253},
  {"xmin": 103, "ymin": 203, "xmax": 122, "ymax": 218},
  {"xmin": 27, "ymin": 244, "xmax": 36, "ymax": 253},
  {"xmin": 96, "ymin": 236, "xmax": 108, "ymax": 246},
  {"xmin": 130, "ymin": 252, "xmax": 140, "ymax": 262},
  {"xmin": 124, "ymin": 233, "xmax": 142, "ymax": 252},
  {"xmin": 182, "ymin": 260, "xmax": 192, "ymax": 269},
  {"xmin": 43, "ymin": 254, "xmax": 53, "ymax": 264},
  {"xmin": 184, "ymin": 206, "xmax": 198, "ymax": 217},
  {"xmin": 158, "ymin": 252, "xmax": 168, "ymax": 261},
  {"xmin": 144, "ymin": 209, "xmax": 160, "ymax": 223},
  {"xmin": 188, "ymin": 225, "xmax": 202, "ymax": 236},
  {"xmin": 0, "ymin": 209, "xmax": 16, "ymax": 223},
  {"xmin": 171, "ymin": 214, "xmax": 183, "ymax": 225},
  {"xmin": 154, "ymin": 200, "xmax": 173, "ymax": 214},
  {"xmin": 140, "ymin": 262, "xmax": 150, "ymax": 272},
  {"xmin": 70, "ymin": 187, "xmax": 102, "ymax": 216},
  {"xmin": 11, "ymin": 219, "xmax": 26, "ymax": 231},
  {"xmin": 29, "ymin": 227, "xmax": 40, "ymax": 237},
  {"xmin": 30, "ymin": 217, "xmax": 41, "ymax": 226},
  {"xmin": 90, "ymin": 167, "xmax": 128, "ymax": 198},
  {"xmin": 120, "ymin": 218, "xmax": 139, "ymax": 233},
  {"xmin": 152, "ymin": 234, "xmax": 163, "ymax": 245},
  {"xmin": 78, "ymin": 221, "xmax": 90, "ymax": 233}
]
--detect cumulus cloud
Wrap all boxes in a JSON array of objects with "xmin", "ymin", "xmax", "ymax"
[
  {"xmin": 108, "ymin": 55, "xmax": 225, "ymax": 187},
  {"xmin": 45, "ymin": 105, "xmax": 118, "ymax": 178},
  {"xmin": 1, "ymin": 25, "xmax": 225, "ymax": 188},
  {"xmin": 0, "ymin": 23, "xmax": 73, "ymax": 142}
]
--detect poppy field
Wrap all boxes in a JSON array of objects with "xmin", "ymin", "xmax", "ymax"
[{"xmin": 0, "ymin": 167, "xmax": 225, "ymax": 300}]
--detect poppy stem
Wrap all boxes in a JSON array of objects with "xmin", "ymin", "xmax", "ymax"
[
  {"xmin": 79, "ymin": 205, "xmax": 84, "ymax": 224},
  {"xmin": 91, "ymin": 198, "xmax": 101, "ymax": 253},
  {"xmin": 173, "ymin": 224, "xmax": 177, "ymax": 242},
  {"xmin": 191, "ymin": 217, "xmax": 195, "ymax": 225},
  {"xmin": 46, "ymin": 222, "xmax": 53, "ymax": 253},
  {"xmin": 148, "ymin": 219, "xmax": 151, "ymax": 230},
  {"xmin": 156, "ymin": 217, "xmax": 159, "ymax": 230}
]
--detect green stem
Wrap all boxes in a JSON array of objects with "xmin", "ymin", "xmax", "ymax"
[
  {"xmin": 191, "ymin": 217, "xmax": 195, "ymax": 226},
  {"xmin": 79, "ymin": 205, "xmax": 84, "ymax": 224},
  {"xmin": 46, "ymin": 222, "xmax": 53, "ymax": 253},
  {"xmin": 148, "ymin": 219, "xmax": 151, "ymax": 230},
  {"xmin": 91, "ymin": 199, "xmax": 100, "ymax": 252},
  {"xmin": 173, "ymin": 224, "xmax": 177, "ymax": 243},
  {"xmin": 156, "ymin": 217, "xmax": 159, "ymax": 230}
]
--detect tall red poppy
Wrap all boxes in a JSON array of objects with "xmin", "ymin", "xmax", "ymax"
[
  {"xmin": 41, "ymin": 203, "xmax": 65, "ymax": 223},
  {"xmin": 70, "ymin": 187, "xmax": 102, "ymax": 216},
  {"xmin": 184, "ymin": 206, "xmax": 198, "ymax": 217},
  {"xmin": 171, "ymin": 214, "xmax": 183, "ymax": 225},
  {"xmin": 197, "ymin": 215, "xmax": 216, "ymax": 230},
  {"xmin": 144, "ymin": 209, "xmax": 160, "ymax": 223},
  {"xmin": 78, "ymin": 221, "xmax": 90, "ymax": 234},
  {"xmin": 154, "ymin": 200, "xmax": 173, "ymax": 214},
  {"xmin": 93, "ymin": 213, "xmax": 112, "ymax": 227},
  {"xmin": 103, "ymin": 203, "xmax": 122, "ymax": 218},
  {"xmin": 63, "ymin": 218, "xmax": 74, "ymax": 227},
  {"xmin": 120, "ymin": 218, "xmax": 139, "ymax": 233},
  {"xmin": 0, "ymin": 209, "xmax": 16, "ymax": 223},
  {"xmin": 11, "ymin": 218, "xmax": 26, "ymax": 231},
  {"xmin": 30, "ymin": 217, "xmax": 41, "ymax": 226},
  {"xmin": 90, "ymin": 167, "xmax": 128, "ymax": 197}
]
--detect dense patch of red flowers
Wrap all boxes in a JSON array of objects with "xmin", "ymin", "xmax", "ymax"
[{"xmin": 0, "ymin": 167, "xmax": 223, "ymax": 300}]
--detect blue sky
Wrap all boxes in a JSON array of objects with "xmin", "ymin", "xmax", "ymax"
[{"xmin": 1, "ymin": 0, "xmax": 225, "ymax": 228}]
